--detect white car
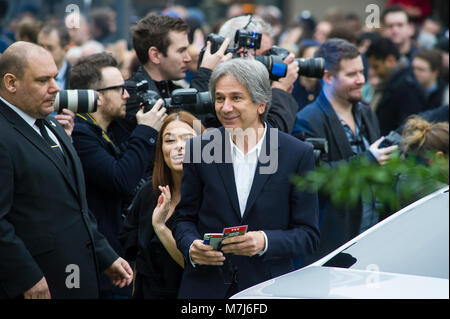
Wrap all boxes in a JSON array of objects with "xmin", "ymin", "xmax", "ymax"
[{"xmin": 231, "ymin": 186, "xmax": 449, "ymax": 299}]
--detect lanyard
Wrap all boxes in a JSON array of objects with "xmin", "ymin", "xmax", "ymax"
[{"xmin": 76, "ymin": 113, "xmax": 119, "ymax": 151}]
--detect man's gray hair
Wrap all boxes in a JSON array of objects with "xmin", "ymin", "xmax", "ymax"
[
  {"xmin": 209, "ymin": 58, "xmax": 272, "ymax": 122},
  {"xmin": 218, "ymin": 15, "xmax": 272, "ymax": 48}
]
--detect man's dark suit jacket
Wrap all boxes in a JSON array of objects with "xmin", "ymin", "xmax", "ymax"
[
  {"xmin": 293, "ymin": 91, "xmax": 381, "ymax": 264},
  {"xmin": 0, "ymin": 100, "xmax": 118, "ymax": 299},
  {"xmin": 171, "ymin": 124, "xmax": 320, "ymax": 299},
  {"xmin": 293, "ymin": 92, "xmax": 381, "ymax": 164}
]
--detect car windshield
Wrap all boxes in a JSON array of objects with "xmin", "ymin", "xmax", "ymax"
[{"xmin": 322, "ymin": 188, "xmax": 449, "ymax": 279}]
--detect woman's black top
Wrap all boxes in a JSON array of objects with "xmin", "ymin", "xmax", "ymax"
[{"xmin": 119, "ymin": 179, "xmax": 183, "ymax": 298}]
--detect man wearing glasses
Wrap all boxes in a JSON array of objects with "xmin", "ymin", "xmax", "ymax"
[{"xmin": 70, "ymin": 52, "xmax": 167, "ymax": 298}]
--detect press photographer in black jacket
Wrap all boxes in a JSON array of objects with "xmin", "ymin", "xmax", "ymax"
[
  {"xmin": 109, "ymin": 13, "xmax": 304, "ymax": 144},
  {"xmin": 108, "ymin": 13, "xmax": 229, "ymax": 143},
  {"xmin": 70, "ymin": 53, "xmax": 167, "ymax": 298}
]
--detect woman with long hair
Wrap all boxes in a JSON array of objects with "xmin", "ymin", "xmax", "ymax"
[{"xmin": 119, "ymin": 110, "xmax": 205, "ymax": 298}]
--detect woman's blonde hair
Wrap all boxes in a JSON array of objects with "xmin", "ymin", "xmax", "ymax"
[{"xmin": 401, "ymin": 116, "xmax": 449, "ymax": 157}]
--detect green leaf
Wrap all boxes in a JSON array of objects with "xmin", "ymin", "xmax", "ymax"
[{"xmin": 291, "ymin": 153, "xmax": 449, "ymax": 214}]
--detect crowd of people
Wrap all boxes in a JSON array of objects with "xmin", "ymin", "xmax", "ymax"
[{"xmin": 0, "ymin": 0, "xmax": 448, "ymax": 299}]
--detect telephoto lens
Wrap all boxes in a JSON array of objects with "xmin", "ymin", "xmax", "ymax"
[
  {"xmin": 296, "ymin": 57, "xmax": 325, "ymax": 78},
  {"xmin": 53, "ymin": 90, "xmax": 98, "ymax": 113},
  {"xmin": 254, "ymin": 55, "xmax": 287, "ymax": 81}
]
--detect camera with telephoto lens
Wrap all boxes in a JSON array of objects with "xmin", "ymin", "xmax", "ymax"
[
  {"xmin": 53, "ymin": 90, "xmax": 98, "ymax": 113},
  {"xmin": 135, "ymin": 80, "xmax": 214, "ymax": 114},
  {"xmin": 199, "ymin": 31, "xmax": 325, "ymax": 81},
  {"xmin": 306, "ymin": 137, "xmax": 329, "ymax": 163},
  {"xmin": 262, "ymin": 46, "xmax": 325, "ymax": 79}
]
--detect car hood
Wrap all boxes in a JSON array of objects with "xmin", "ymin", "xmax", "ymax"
[{"xmin": 231, "ymin": 266, "xmax": 449, "ymax": 299}]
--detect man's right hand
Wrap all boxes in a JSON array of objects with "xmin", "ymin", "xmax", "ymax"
[
  {"xmin": 190, "ymin": 239, "xmax": 225, "ymax": 266},
  {"xmin": 199, "ymin": 37, "xmax": 233, "ymax": 70},
  {"xmin": 24, "ymin": 277, "xmax": 51, "ymax": 299},
  {"xmin": 369, "ymin": 137, "xmax": 399, "ymax": 165},
  {"xmin": 271, "ymin": 53, "xmax": 299, "ymax": 93},
  {"xmin": 136, "ymin": 98, "xmax": 168, "ymax": 132}
]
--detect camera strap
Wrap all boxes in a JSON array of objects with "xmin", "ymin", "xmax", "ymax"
[{"xmin": 243, "ymin": 14, "xmax": 253, "ymax": 30}]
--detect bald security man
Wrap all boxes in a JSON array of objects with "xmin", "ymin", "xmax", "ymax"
[{"xmin": 0, "ymin": 42, "xmax": 133, "ymax": 299}]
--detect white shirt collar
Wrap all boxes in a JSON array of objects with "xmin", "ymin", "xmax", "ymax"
[{"xmin": 229, "ymin": 123, "xmax": 267, "ymax": 159}]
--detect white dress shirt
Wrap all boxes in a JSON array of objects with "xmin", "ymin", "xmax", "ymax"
[
  {"xmin": 229, "ymin": 124, "xmax": 268, "ymax": 255},
  {"xmin": 229, "ymin": 124, "xmax": 267, "ymax": 216},
  {"xmin": 189, "ymin": 125, "xmax": 270, "ymax": 265}
]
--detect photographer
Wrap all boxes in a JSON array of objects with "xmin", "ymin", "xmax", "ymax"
[
  {"xmin": 109, "ymin": 13, "xmax": 229, "ymax": 143},
  {"xmin": 70, "ymin": 52, "xmax": 167, "ymax": 298},
  {"xmin": 217, "ymin": 15, "xmax": 301, "ymax": 133},
  {"xmin": 293, "ymin": 39, "xmax": 398, "ymax": 265}
]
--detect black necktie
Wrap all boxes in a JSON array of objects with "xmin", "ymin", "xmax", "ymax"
[{"xmin": 35, "ymin": 119, "xmax": 66, "ymax": 165}]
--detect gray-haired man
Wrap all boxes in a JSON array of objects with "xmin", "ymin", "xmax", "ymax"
[{"xmin": 171, "ymin": 59, "xmax": 320, "ymax": 298}]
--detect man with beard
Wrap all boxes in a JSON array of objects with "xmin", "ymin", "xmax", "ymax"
[
  {"xmin": 70, "ymin": 52, "xmax": 167, "ymax": 298},
  {"xmin": 293, "ymin": 39, "xmax": 397, "ymax": 265}
]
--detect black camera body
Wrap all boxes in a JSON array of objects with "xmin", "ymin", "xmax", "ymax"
[
  {"xmin": 295, "ymin": 132, "xmax": 329, "ymax": 163},
  {"xmin": 199, "ymin": 31, "xmax": 324, "ymax": 81},
  {"xmin": 379, "ymin": 130, "xmax": 402, "ymax": 148},
  {"xmin": 265, "ymin": 46, "xmax": 325, "ymax": 78},
  {"xmin": 135, "ymin": 80, "xmax": 214, "ymax": 115},
  {"xmin": 205, "ymin": 33, "xmax": 238, "ymax": 58},
  {"xmin": 206, "ymin": 31, "xmax": 261, "ymax": 56},
  {"xmin": 305, "ymin": 137, "xmax": 329, "ymax": 163},
  {"xmin": 234, "ymin": 29, "xmax": 262, "ymax": 50}
]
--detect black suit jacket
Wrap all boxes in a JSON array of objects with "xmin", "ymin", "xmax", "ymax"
[
  {"xmin": 293, "ymin": 92, "xmax": 381, "ymax": 163},
  {"xmin": 293, "ymin": 92, "xmax": 381, "ymax": 264},
  {"xmin": 0, "ymin": 100, "xmax": 118, "ymax": 299},
  {"xmin": 171, "ymin": 124, "xmax": 320, "ymax": 298}
]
